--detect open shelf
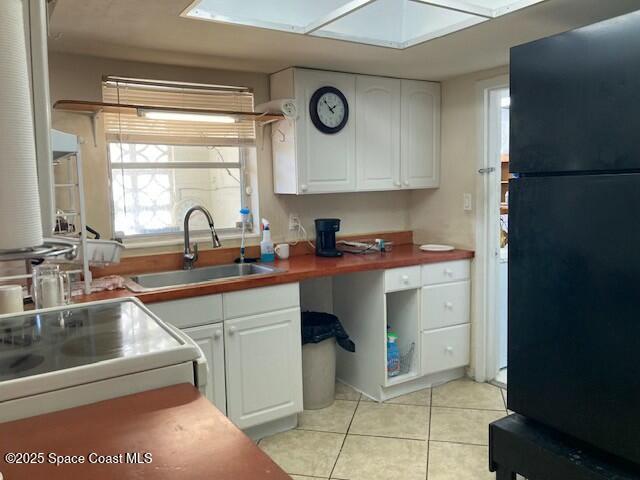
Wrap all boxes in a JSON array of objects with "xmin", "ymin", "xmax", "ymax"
[
  {"xmin": 53, "ymin": 100, "xmax": 285, "ymax": 123},
  {"xmin": 385, "ymin": 288, "xmax": 420, "ymax": 387}
]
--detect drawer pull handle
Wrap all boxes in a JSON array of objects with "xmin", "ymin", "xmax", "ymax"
[
  {"xmin": 445, "ymin": 346, "xmax": 454, "ymax": 354},
  {"xmin": 214, "ymin": 330, "xmax": 222, "ymax": 339},
  {"xmin": 445, "ymin": 302, "xmax": 453, "ymax": 310},
  {"xmin": 444, "ymin": 269, "xmax": 453, "ymax": 276},
  {"xmin": 401, "ymin": 275, "xmax": 410, "ymax": 284},
  {"xmin": 228, "ymin": 326, "xmax": 237, "ymax": 335}
]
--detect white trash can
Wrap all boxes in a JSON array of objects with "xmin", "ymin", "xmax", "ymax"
[{"xmin": 302, "ymin": 337, "xmax": 336, "ymax": 410}]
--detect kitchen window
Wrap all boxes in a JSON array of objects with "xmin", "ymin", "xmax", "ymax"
[{"xmin": 102, "ymin": 77, "xmax": 256, "ymax": 241}]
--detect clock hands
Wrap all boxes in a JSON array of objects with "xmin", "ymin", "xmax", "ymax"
[{"xmin": 323, "ymin": 98, "xmax": 336, "ymax": 113}]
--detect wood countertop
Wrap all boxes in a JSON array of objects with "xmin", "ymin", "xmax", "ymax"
[
  {"xmin": 77, "ymin": 244, "xmax": 473, "ymax": 304},
  {"xmin": 0, "ymin": 384, "xmax": 291, "ymax": 480}
]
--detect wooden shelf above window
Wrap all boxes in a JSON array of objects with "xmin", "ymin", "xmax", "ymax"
[{"xmin": 53, "ymin": 100, "xmax": 285, "ymax": 123}]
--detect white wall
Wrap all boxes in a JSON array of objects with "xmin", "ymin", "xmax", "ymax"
[
  {"xmin": 410, "ymin": 66, "xmax": 509, "ymax": 250},
  {"xmin": 48, "ymin": 52, "xmax": 412, "ymax": 255}
]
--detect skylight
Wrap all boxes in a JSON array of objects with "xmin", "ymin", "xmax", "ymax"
[{"xmin": 183, "ymin": 0, "xmax": 546, "ymax": 49}]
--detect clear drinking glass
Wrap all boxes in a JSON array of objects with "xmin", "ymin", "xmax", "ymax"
[{"xmin": 32, "ymin": 264, "xmax": 71, "ymax": 309}]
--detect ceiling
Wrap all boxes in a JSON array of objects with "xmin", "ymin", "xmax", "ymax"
[{"xmin": 48, "ymin": 0, "xmax": 640, "ymax": 80}]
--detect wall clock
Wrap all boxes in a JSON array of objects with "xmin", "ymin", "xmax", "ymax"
[{"xmin": 309, "ymin": 86, "xmax": 349, "ymax": 134}]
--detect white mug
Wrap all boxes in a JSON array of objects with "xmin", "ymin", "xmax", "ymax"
[
  {"xmin": 0, "ymin": 285, "xmax": 24, "ymax": 314},
  {"xmin": 274, "ymin": 243, "xmax": 290, "ymax": 260}
]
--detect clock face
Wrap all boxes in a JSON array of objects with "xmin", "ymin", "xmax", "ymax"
[
  {"xmin": 316, "ymin": 92, "xmax": 345, "ymax": 128},
  {"xmin": 309, "ymin": 86, "xmax": 349, "ymax": 134}
]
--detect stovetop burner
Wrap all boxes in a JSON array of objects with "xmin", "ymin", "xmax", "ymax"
[
  {"xmin": 0, "ymin": 353, "xmax": 45, "ymax": 374},
  {"xmin": 0, "ymin": 301, "xmax": 183, "ymax": 383}
]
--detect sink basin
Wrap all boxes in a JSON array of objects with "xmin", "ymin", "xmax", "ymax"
[{"xmin": 127, "ymin": 263, "xmax": 282, "ymax": 291}]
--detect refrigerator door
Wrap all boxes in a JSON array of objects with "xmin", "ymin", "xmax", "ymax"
[
  {"xmin": 509, "ymin": 173, "xmax": 640, "ymax": 465},
  {"xmin": 510, "ymin": 11, "xmax": 640, "ymax": 175}
]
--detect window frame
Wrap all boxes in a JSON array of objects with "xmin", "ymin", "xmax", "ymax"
[{"xmin": 107, "ymin": 141, "xmax": 253, "ymax": 243}]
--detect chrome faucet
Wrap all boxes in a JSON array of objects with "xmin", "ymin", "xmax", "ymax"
[{"xmin": 183, "ymin": 206, "xmax": 221, "ymax": 270}]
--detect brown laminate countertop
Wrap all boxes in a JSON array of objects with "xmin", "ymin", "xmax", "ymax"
[
  {"xmin": 77, "ymin": 245, "xmax": 474, "ymax": 304},
  {"xmin": 0, "ymin": 384, "xmax": 290, "ymax": 480}
]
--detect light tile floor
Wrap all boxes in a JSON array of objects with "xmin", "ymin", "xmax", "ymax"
[{"xmin": 259, "ymin": 378, "xmax": 509, "ymax": 479}]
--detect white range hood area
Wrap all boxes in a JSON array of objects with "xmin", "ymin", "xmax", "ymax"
[{"xmin": 183, "ymin": 0, "xmax": 546, "ymax": 49}]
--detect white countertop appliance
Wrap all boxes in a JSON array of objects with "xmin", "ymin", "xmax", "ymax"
[{"xmin": 0, "ymin": 297, "xmax": 207, "ymax": 422}]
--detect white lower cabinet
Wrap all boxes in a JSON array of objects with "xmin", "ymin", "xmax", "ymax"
[
  {"xmin": 421, "ymin": 260, "xmax": 471, "ymax": 376},
  {"xmin": 421, "ymin": 324, "xmax": 471, "ymax": 376},
  {"xmin": 183, "ymin": 323, "xmax": 227, "ymax": 415},
  {"xmin": 145, "ymin": 283, "xmax": 302, "ymax": 432},
  {"xmin": 224, "ymin": 307, "xmax": 303, "ymax": 429}
]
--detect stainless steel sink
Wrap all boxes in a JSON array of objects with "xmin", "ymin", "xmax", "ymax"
[{"xmin": 126, "ymin": 263, "xmax": 282, "ymax": 291}]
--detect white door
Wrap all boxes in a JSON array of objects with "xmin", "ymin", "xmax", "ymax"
[
  {"xmin": 183, "ymin": 323, "xmax": 227, "ymax": 415},
  {"xmin": 225, "ymin": 308, "xmax": 303, "ymax": 430},
  {"xmin": 296, "ymin": 69, "xmax": 356, "ymax": 193},
  {"xmin": 401, "ymin": 80, "xmax": 440, "ymax": 189},
  {"xmin": 356, "ymin": 75, "xmax": 401, "ymax": 191}
]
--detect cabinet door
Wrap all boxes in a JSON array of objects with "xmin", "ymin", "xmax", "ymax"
[
  {"xmin": 296, "ymin": 69, "xmax": 356, "ymax": 193},
  {"xmin": 183, "ymin": 323, "xmax": 227, "ymax": 415},
  {"xmin": 401, "ymin": 80, "xmax": 440, "ymax": 189},
  {"xmin": 356, "ymin": 75, "xmax": 401, "ymax": 191},
  {"xmin": 225, "ymin": 308, "xmax": 303, "ymax": 429}
]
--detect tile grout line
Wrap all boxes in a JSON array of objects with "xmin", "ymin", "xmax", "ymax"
[
  {"xmin": 425, "ymin": 387, "xmax": 433, "ymax": 480},
  {"xmin": 346, "ymin": 432, "xmax": 428, "ymax": 442},
  {"xmin": 428, "ymin": 439, "xmax": 491, "ymax": 447},
  {"xmin": 328, "ymin": 393, "xmax": 361, "ymax": 479},
  {"xmin": 429, "ymin": 405, "xmax": 507, "ymax": 413},
  {"xmin": 429, "ymin": 404, "xmax": 506, "ymax": 412}
]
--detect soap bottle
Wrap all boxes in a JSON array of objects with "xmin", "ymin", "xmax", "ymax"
[
  {"xmin": 387, "ymin": 331, "xmax": 401, "ymax": 377},
  {"xmin": 260, "ymin": 218, "xmax": 275, "ymax": 262}
]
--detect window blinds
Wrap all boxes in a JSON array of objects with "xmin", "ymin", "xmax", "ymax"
[{"xmin": 102, "ymin": 77, "xmax": 256, "ymax": 146}]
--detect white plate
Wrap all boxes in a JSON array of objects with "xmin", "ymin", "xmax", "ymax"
[{"xmin": 420, "ymin": 244, "xmax": 455, "ymax": 252}]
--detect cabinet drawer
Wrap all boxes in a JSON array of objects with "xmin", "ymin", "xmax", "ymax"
[
  {"xmin": 421, "ymin": 281, "xmax": 470, "ymax": 330},
  {"xmin": 223, "ymin": 283, "xmax": 300, "ymax": 319},
  {"xmin": 146, "ymin": 294, "xmax": 222, "ymax": 329},
  {"xmin": 421, "ymin": 324, "xmax": 470, "ymax": 376},
  {"xmin": 385, "ymin": 266, "xmax": 421, "ymax": 292},
  {"xmin": 422, "ymin": 260, "xmax": 470, "ymax": 286}
]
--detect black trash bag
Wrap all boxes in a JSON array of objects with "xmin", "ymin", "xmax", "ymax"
[{"xmin": 301, "ymin": 311, "xmax": 355, "ymax": 353}]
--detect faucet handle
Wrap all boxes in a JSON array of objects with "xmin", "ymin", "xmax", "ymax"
[{"xmin": 192, "ymin": 242, "xmax": 199, "ymax": 261}]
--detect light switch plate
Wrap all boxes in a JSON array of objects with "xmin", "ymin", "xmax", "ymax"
[{"xmin": 463, "ymin": 193, "xmax": 473, "ymax": 211}]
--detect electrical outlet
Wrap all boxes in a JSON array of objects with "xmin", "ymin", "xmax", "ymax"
[
  {"xmin": 463, "ymin": 193, "xmax": 473, "ymax": 212},
  {"xmin": 288, "ymin": 214, "xmax": 301, "ymax": 231}
]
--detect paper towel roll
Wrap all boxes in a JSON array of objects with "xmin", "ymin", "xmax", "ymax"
[
  {"xmin": 255, "ymin": 99, "xmax": 297, "ymax": 120},
  {"xmin": 0, "ymin": 285, "xmax": 24, "ymax": 314},
  {"xmin": 0, "ymin": 0, "xmax": 44, "ymax": 250}
]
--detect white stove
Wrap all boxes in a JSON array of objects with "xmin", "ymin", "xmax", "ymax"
[{"xmin": 0, "ymin": 297, "xmax": 207, "ymax": 422}]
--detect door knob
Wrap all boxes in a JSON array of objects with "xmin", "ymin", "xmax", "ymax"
[
  {"xmin": 403, "ymin": 180, "xmax": 410, "ymax": 186},
  {"xmin": 445, "ymin": 302, "xmax": 453, "ymax": 310},
  {"xmin": 401, "ymin": 275, "xmax": 409, "ymax": 284},
  {"xmin": 444, "ymin": 268, "xmax": 453, "ymax": 276},
  {"xmin": 300, "ymin": 184, "xmax": 308, "ymax": 192},
  {"xmin": 445, "ymin": 346, "xmax": 453, "ymax": 353},
  {"xmin": 228, "ymin": 326, "xmax": 237, "ymax": 335},
  {"xmin": 214, "ymin": 330, "xmax": 222, "ymax": 339}
]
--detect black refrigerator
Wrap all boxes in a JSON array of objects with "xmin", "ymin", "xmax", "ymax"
[{"xmin": 508, "ymin": 10, "xmax": 640, "ymax": 467}]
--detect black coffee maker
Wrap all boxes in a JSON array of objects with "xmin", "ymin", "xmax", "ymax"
[{"xmin": 315, "ymin": 218, "xmax": 342, "ymax": 257}]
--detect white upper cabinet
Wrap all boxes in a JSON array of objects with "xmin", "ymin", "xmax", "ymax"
[
  {"xmin": 270, "ymin": 68, "xmax": 440, "ymax": 194},
  {"xmin": 401, "ymin": 80, "xmax": 441, "ymax": 189},
  {"xmin": 356, "ymin": 75, "xmax": 401, "ymax": 191},
  {"xmin": 271, "ymin": 68, "xmax": 356, "ymax": 194}
]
